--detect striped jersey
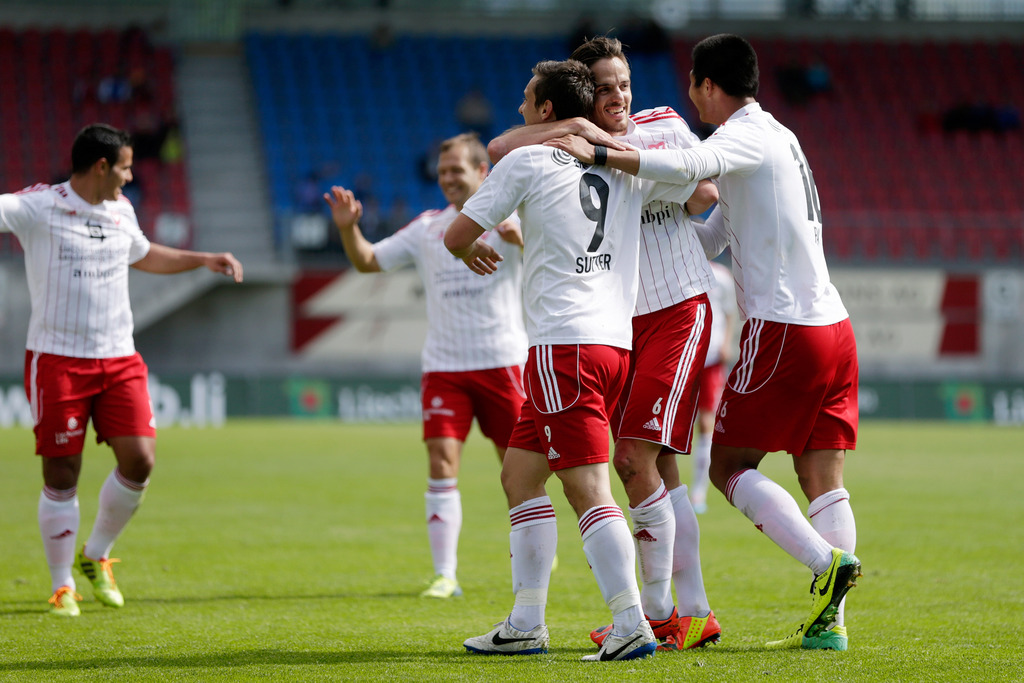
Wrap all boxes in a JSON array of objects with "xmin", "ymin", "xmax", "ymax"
[
  {"xmin": 461, "ymin": 145, "xmax": 696, "ymax": 350},
  {"xmin": 636, "ymin": 103, "xmax": 849, "ymax": 326},
  {"xmin": 0, "ymin": 181, "xmax": 151, "ymax": 358},
  {"xmin": 625, "ymin": 107, "xmax": 714, "ymax": 315},
  {"xmin": 373, "ymin": 204, "xmax": 527, "ymax": 372},
  {"xmin": 706, "ymin": 261, "xmax": 737, "ymax": 367}
]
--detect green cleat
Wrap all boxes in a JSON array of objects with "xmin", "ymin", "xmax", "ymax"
[
  {"xmin": 48, "ymin": 586, "xmax": 82, "ymax": 617},
  {"xmin": 76, "ymin": 548, "xmax": 125, "ymax": 608},
  {"xmin": 420, "ymin": 574, "xmax": 463, "ymax": 599},
  {"xmin": 804, "ymin": 549, "xmax": 860, "ymax": 639},
  {"xmin": 805, "ymin": 624, "xmax": 848, "ymax": 651},
  {"xmin": 766, "ymin": 623, "xmax": 849, "ymax": 651}
]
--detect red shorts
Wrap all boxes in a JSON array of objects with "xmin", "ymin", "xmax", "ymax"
[
  {"xmin": 421, "ymin": 366, "xmax": 526, "ymax": 448},
  {"xmin": 614, "ymin": 295, "xmax": 711, "ymax": 454},
  {"xmin": 25, "ymin": 351, "xmax": 155, "ymax": 457},
  {"xmin": 714, "ymin": 318, "xmax": 858, "ymax": 456},
  {"xmin": 509, "ymin": 344, "xmax": 630, "ymax": 471},
  {"xmin": 697, "ymin": 361, "xmax": 726, "ymax": 414}
]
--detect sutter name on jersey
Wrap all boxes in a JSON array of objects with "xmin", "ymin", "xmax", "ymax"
[{"xmin": 576, "ymin": 253, "xmax": 612, "ymax": 274}]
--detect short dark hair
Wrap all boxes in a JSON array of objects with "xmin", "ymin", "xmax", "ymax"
[
  {"xmin": 439, "ymin": 132, "xmax": 489, "ymax": 168},
  {"xmin": 569, "ymin": 35, "xmax": 630, "ymax": 73},
  {"xmin": 532, "ymin": 59, "xmax": 594, "ymax": 121},
  {"xmin": 691, "ymin": 34, "xmax": 759, "ymax": 99},
  {"xmin": 71, "ymin": 123, "xmax": 132, "ymax": 174}
]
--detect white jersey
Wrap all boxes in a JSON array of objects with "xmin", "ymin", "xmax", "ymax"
[
  {"xmin": 625, "ymin": 107, "xmax": 714, "ymax": 315},
  {"xmin": 461, "ymin": 145, "xmax": 696, "ymax": 349},
  {"xmin": 0, "ymin": 182, "xmax": 150, "ymax": 358},
  {"xmin": 637, "ymin": 102, "xmax": 849, "ymax": 326},
  {"xmin": 706, "ymin": 261, "xmax": 737, "ymax": 367},
  {"xmin": 373, "ymin": 204, "xmax": 527, "ymax": 372}
]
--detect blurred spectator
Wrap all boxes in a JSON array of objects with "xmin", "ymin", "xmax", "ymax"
[
  {"xmin": 618, "ymin": 13, "xmax": 670, "ymax": 54},
  {"xmin": 943, "ymin": 103, "xmax": 1021, "ymax": 134},
  {"xmin": 777, "ymin": 58, "xmax": 833, "ymax": 106},
  {"xmin": 295, "ymin": 171, "xmax": 323, "ymax": 215},
  {"xmin": 418, "ymin": 138, "xmax": 442, "ymax": 184},
  {"xmin": 97, "ymin": 70, "xmax": 131, "ymax": 103},
  {"xmin": 159, "ymin": 118, "xmax": 183, "ymax": 164},
  {"xmin": 456, "ymin": 88, "xmax": 495, "ymax": 141}
]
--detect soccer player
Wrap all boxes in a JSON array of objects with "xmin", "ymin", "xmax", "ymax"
[
  {"xmin": 446, "ymin": 59, "xmax": 698, "ymax": 662},
  {"xmin": 323, "ymin": 132, "xmax": 528, "ymax": 599},
  {"xmin": 0, "ymin": 123, "xmax": 244, "ymax": 616},
  {"xmin": 547, "ymin": 33, "xmax": 862, "ymax": 651},
  {"xmin": 488, "ymin": 36, "xmax": 722, "ymax": 652},
  {"xmin": 689, "ymin": 260, "xmax": 737, "ymax": 515}
]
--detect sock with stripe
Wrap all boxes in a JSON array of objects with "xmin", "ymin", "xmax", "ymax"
[
  {"xmin": 628, "ymin": 482, "xmax": 675, "ymax": 621},
  {"xmin": 727, "ymin": 468, "xmax": 834, "ymax": 575},
  {"xmin": 83, "ymin": 469, "xmax": 147, "ymax": 561},
  {"xmin": 38, "ymin": 486, "xmax": 79, "ymax": 592},
  {"xmin": 425, "ymin": 478, "xmax": 461, "ymax": 580},
  {"xmin": 809, "ymin": 488, "xmax": 856, "ymax": 626},
  {"xmin": 580, "ymin": 505, "xmax": 643, "ymax": 637},
  {"xmin": 507, "ymin": 496, "xmax": 557, "ymax": 631},
  {"xmin": 668, "ymin": 484, "xmax": 711, "ymax": 617}
]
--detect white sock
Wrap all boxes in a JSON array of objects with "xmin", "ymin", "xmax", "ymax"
[
  {"xmin": 629, "ymin": 483, "xmax": 675, "ymax": 621},
  {"xmin": 580, "ymin": 505, "xmax": 643, "ymax": 637},
  {"xmin": 38, "ymin": 486, "xmax": 79, "ymax": 592},
  {"xmin": 425, "ymin": 478, "xmax": 461, "ymax": 580},
  {"xmin": 726, "ymin": 469, "xmax": 834, "ymax": 574},
  {"xmin": 809, "ymin": 488, "xmax": 856, "ymax": 626},
  {"xmin": 668, "ymin": 485, "xmax": 711, "ymax": 617},
  {"xmin": 690, "ymin": 433, "xmax": 711, "ymax": 507},
  {"xmin": 508, "ymin": 496, "xmax": 557, "ymax": 631},
  {"xmin": 84, "ymin": 469, "xmax": 147, "ymax": 561}
]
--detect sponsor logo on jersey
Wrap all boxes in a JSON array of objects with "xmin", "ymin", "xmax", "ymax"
[
  {"xmin": 86, "ymin": 221, "xmax": 107, "ymax": 241},
  {"xmin": 647, "ymin": 141, "xmax": 668, "ymax": 150},
  {"xmin": 643, "ymin": 417, "xmax": 661, "ymax": 431},
  {"xmin": 640, "ymin": 205, "xmax": 679, "ymax": 227},
  {"xmin": 714, "ymin": 420, "xmax": 725, "ymax": 434},
  {"xmin": 547, "ymin": 446, "xmax": 560, "ymax": 460},
  {"xmin": 575, "ymin": 253, "xmax": 612, "ymax": 274}
]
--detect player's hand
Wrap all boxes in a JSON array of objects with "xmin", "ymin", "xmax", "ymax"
[
  {"xmin": 544, "ymin": 134, "xmax": 596, "ymax": 164},
  {"xmin": 207, "ymin": 252, "xmax": 244, "ymax": 283},
  {"xmin": 323, "ymin": 186, "xmax": 363, "ymax": 229},
  {"xmin": 461, "ymin": 239, "xmax": 503, "ymax": 276},
  {"xmin": 570, "ymin": 118, "xmax": 633, "ymax": 151},
  {"xmin": 495, "ymin": 220, "xmax": 523, "ymax": 247}
]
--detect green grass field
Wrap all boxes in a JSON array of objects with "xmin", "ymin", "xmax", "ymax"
[{"xmin": 1, "ymin": 420, "xmax": 1022, "ymax": 681}]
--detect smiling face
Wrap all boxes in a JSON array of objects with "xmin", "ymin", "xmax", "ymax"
[
  {"xmin": 101, "ymin": 146, "xmax": 134, "ymax": 202},
  {"xmin": 589, "ymin": 56, "xmax": 631, "ymax": 135},
  {"xmin": 436, "ymin": 142, "xmax": 487, "ymax": 210}
]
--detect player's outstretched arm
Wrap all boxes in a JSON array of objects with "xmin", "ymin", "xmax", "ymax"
[
  {"xmin": 444, "ymin": 214, "xmax": 503, "ymax": 276},
  {"xmin": 544, "ymin": 134, "xmax": 641, "ymax": 175},
  {"xmin": 324, "ymin": 185, "xmax": 380, "ymax": 272},
  {"xmin": 488, "ymin": 117, "xmax": 630, "ymax": 163},
  {"xmin": 132, "ymin": 243, "xmax": 244, "ymax": 282}
]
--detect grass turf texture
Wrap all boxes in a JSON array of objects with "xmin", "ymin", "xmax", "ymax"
[{"xmin": 1, "ymin": 420, "xmax": 1022, "ymax": 682}]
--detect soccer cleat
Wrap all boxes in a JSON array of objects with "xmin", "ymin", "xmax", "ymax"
[
  {"xmin": 464, "ymin": 617, "xmax": 549, "ymax": 655},
  {"xmin": 76, "ymin": 548, "xmax": 124, "ymax": 608},
  {"xmin": 657, "ymin": 610, "xmax": 722, "ymax": 651},
  {"xmin": 766, "ymin": 623, "xmax": 849, "ymax": 651},
  {"xmin": 804, "ymin": 549, "xmax": 861, "ymax": 639},
  {"xmin": 419, "ymin": 575, "xmax": 463, "ymax": 599},
  {"xmin": 765, "ymin": 622, "xmax": 805, "ymax": 649},
  {"xmin": 805, "ymin": 624, "xmax": 848, "ymax": 651},
  {"xmin": 590, "ymin": 607, "xmax": 678, "ymax": 646},
  {"xmin": 582, "ymin": 620, "xmax": 657, "ymax": 661},
  {"xmin": 48, "ymin": 586, "xmax": 82, "ymax": 617}
]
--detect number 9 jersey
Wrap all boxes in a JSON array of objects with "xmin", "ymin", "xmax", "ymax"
[{"xmin": 461, "ymin": 145, "xmax": 695, "ymax": 350}]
